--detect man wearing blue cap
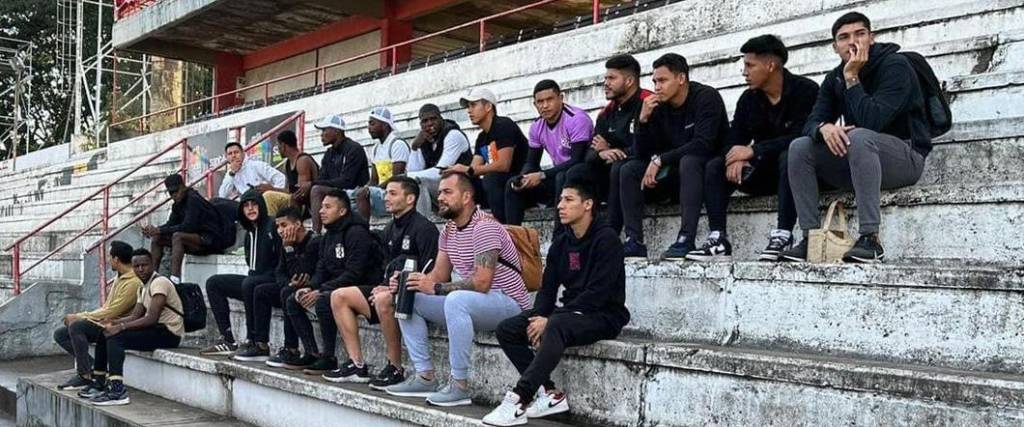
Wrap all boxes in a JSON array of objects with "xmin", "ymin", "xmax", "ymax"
[{"xmin": 309, "ymin": 114, "xmax": 370, "ymax": 232}]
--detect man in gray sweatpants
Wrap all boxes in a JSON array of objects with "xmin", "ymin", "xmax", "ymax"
[
  {"xmin": 384, "ymin": 172, "xmax": 531, "ymax": 407},
  {"xmin": 782, "ymin": 12, "xmax": 932, "ymax": 263}
]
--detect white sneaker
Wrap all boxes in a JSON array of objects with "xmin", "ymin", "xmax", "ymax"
[
  {"xmin": 526, "ymin": 387, "xmax": 569, "ymax": 418},
  {"xmin": 482, "ymin": 391, "xmax": 528, "ymax": 426}
]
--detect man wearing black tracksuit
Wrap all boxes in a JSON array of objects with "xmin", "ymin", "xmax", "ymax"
[
  {"xmin": 202, "ymin": 189, "xmax": 280, "ymax": 358},
  {"xmin": 486, "ymin": 180, "xmax": 629, "ymax": 425},
  {"xmin": 256, "ymin": 207, "xmax": 321, "ymax": 370},
  {"xmin": 287, "ymin": 189, "xmax": 383, "ymax": 374}
]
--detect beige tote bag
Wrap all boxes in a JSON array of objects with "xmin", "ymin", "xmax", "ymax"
[{"xmin": 807, "ymin": 200, "xmax": 855, "ymax": 263}]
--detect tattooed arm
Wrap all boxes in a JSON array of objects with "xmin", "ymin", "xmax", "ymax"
[{"xmin": 436, "ymin": 249, "xmax": 499, "ymax": 295}]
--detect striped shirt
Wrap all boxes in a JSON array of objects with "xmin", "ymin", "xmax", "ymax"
[{"xmin": 440, "ymin": 209, "xmax": 531, "ymax": 309}]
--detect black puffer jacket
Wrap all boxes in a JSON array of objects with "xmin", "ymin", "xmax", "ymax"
[
  {"xmin": 310, "ymin": 213, "xmax": 384, "ymax": 292},
  {"xmin": 238, "ymin": 189, "xmax": 280, "ymax": 276}
]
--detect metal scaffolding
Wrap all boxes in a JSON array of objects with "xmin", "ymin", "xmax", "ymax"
[{"xmin": 0, "ymin": 36, "xmax": 34, "ymax": 166}]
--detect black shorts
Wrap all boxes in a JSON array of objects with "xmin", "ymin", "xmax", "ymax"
[{"xmin": 356, "ymin": 285, "xmax": 380, "ymax": 325}]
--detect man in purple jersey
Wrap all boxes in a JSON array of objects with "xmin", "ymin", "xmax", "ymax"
[
  {"xmin": 384, "ymin": 172, "xmax": 531, "ymax": 407},
  {"xmin": 505, "ymin": 80, "xmax": 594, "ymax": 226}
]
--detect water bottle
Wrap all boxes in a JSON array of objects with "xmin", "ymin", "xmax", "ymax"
[{"xmin": 394, "ymin": 259, "xmax": 417, "ymax": 319}]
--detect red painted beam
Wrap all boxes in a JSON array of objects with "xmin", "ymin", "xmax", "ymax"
[
  {"xmin": 393, "ymin": 0, "xmax": 467, "ymax": 20},
  {"xmin": 242, "ymin": 15, "xmax": 381, "ymax": 70},
  {"xmin": 214, "ymin": 53, "xmax": 243, "ymax": 111},
  {"xmin": 382, "ymin": 0, "xmax": 414, "ymax": 67}
]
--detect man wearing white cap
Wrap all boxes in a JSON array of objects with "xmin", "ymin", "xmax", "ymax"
[
  {"xmin": 446, "ymin": 88, "xmax": 529, "ymax": 223},
  {"xmin": 351, "ymin": 107, "xmax": 419, "ymax": 218},
  {"xmin": 310, "ymin": 115, "xmax": 370, "ymax": 232}
]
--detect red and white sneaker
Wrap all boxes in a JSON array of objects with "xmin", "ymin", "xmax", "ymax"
[
  {"xmin": 526, "ymin": 387, "xmax": 569, "ymax": 418},
  {"xmin": 482, "ymin": 391, "xmax": 528, "ymax": 426}
]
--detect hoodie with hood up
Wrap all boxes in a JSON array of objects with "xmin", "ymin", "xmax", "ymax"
[
  {"xmin": 533, "ymin": 219, "xmax": 630, "ymax": 328},
  {"xmin": 238, "ymin": 189, "xmax": 281, "ymax": 277},
  {"xmin": 803, "ymin": 42, "xmax": 932, "ymax": 157}
]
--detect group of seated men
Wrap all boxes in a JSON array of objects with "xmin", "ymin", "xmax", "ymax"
[{"xmin": 52, "ymin": 12, "xmax": 933, "ymax": 425}]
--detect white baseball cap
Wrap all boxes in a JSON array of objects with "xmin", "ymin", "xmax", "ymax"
[
  {"xmin": 459, "ymin": 88, "xmax": 497, "ymax": 108},
  {"xmin": 313, "ymin": 114, "xmax": 347, "ymax": 131},
  {"xmin": 368, "ymin": 106, "xmax": 395, "ymax": 128}
]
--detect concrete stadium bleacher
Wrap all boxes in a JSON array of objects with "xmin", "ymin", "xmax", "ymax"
[{"xmin": 5, "ymin": 0, "xmax": 1024, "ymax": 425}]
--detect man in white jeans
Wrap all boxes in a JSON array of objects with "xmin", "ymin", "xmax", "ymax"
[{"xmin": 385, "ymin": 172, "xmax": 531, "ymax": 406}]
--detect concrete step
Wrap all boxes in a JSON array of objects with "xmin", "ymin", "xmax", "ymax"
[
  {"xmin": 127, "ymin": 338, "xmax": 1024, "ymax": 427},
  {"xmin": 192, "ymin": 255, "xmax": 1024, "ymax": 376},
  {"xmin": 0, "ymin": 356, "xmax": 70, "ymax": 418},
  {"xmin": 18, "ymin": 370, "xmax": 250, "ymax": 427},
  {"xmin": 124, "ymin": 349, "xmax": 578, "ymax": 427}
]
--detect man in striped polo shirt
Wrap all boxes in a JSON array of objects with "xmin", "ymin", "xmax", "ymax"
[{"xmin": 385, "ymin": 172, "xmax": 531, "ymax": 407}]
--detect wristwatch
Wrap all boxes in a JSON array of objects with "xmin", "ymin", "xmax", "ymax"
[
  {"xmin": 650, "ymin": 155, "xmax": 662, "ymax": 167},
  {"xmin": 434, "ymin": 283, "xmax": 444, "ymax": 295},
  {"xmin": 467, "ymin": 166, "xmax": 475, "ymax": 177}
]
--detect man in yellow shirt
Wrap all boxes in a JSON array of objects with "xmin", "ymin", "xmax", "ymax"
[{"xmin": 53, "ymin": 241, "xmax": 142, "ymax": 390}]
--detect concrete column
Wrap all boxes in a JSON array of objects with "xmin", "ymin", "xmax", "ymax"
[
  {"xmin": 381, "ymin": 0, "xmax": 413, "ymax": 68},
  {"xmin": 214, "ymin": 53, "xmax": 244, "ymax": 112}
]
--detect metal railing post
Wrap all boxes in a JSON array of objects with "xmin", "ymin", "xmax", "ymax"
[
  {"xmin": 391, "ymin": 47, "xmax": 398, "ymax": 75},
  {"xmin": 264, "ymin": 84, "xmax": 269, "ymax": 106},
  {"xmin": 99, "ymin": 188, "xmax": 110, "ymax": 304},
  {"xmin": 180, "ymin": 139, "xmax": 189, "ymax": 178},
  {"xmin": 12, "ymin": 244, "xmax": 20, "ymax": 295},
  {"xmin": 298, "ymin": 113, "xmax": 305, "ymax": 152},
  {"xmin": 479, "ymin": 21, "xmax": 487, "ymax": 52}
]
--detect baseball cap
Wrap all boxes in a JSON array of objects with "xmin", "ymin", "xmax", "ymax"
[
  {"xmin": 459, "ymin": 88, "xmax": 497, "ymax": 108},
  {"xmin": 368, "ymin": 107, "xmax": 395, "ymax": 128},
  {"xmin": 314, "ymin": 115, "xmax": 347, "ymax": 131}
]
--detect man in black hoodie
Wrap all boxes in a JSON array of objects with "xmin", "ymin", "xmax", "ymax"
[
  {"xmin": 287, "ymin": 188, "xmax": 383, "ymax": 375},
  {"xmin": 200, "ymin": 189, "xmax": 280, "ymax": 360},
  {"xmin": 323, "ymin": 176, "xmax": 438, "ymax": 388},
  {"xmin": 309, "ymin": 115, "xmax": 370, "ymax": 233},
  {"xmin": 259, "ymin": 207, "xmax": 321, "ymax": 370},
  {"xmin": 784, "ymin": 12, "xmax": 930, "ymax": 263},
  {"xmin": 484, "ymin": 179, "xmax": 628, "ymax": 426},
  {"xmin": 142, "ymin": 174, "xmax": 235, "ymax": 285}
]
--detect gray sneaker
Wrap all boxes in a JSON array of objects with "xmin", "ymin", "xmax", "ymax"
[
  {"xmin": 384, "ymin": 374, "xmax": 437, "ymax": 398},
  {"xmin": 426, "ymin": 382, "xmax": 472, "ymax": 407}
]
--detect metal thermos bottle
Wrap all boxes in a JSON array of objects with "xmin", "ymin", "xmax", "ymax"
[{"xmin": 394, "ymin": 259, "xmax": 417, "ymax": 319}]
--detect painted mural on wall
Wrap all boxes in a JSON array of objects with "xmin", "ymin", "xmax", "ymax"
[{"xmin": 185, "ymin": 112, "xmax": 298, "ymax": 197}]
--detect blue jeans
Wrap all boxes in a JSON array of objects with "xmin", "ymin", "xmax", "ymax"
[{"xmin": 398, "ymin": 290, "xmax": 522, "ymax": 381}]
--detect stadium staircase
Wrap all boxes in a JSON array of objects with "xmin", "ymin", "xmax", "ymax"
[{"xmin": 3, "ymin": 0, "xmax": 1024, "ymax": 425}]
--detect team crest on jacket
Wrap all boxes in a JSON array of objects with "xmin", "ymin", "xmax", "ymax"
[
  {"xmin": 401, "ymin": 236, "xmax": 411, "ymax": 251},
  {"xmin": 335, "ymin": 244, "xmax": 344, "ymax": 259},
  {"xmin": 569, "ymin": 252, "xmax": 581, "ymax": 271}
]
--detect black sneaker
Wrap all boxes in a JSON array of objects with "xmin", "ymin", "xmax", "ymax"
[
  {"xmin": 368, "ymin": 364, "xmax": 406, "ymax": 391},
  {"xmin": 323, "ymin": 359, "xmax": 372, "ymax": 383},
  {"xmin": 90, "ymin": 381, "xmax": 130, "ymax": 406},
  {"xmin": 623, "ymin": 238, "xmax": 648, "ymax": 259},
  {"xmin": 780, "ymin": 237, "xmax": 808, "ymax": 262},
  {"xmin": 57, "ymin": 374, "xmax": 91, "ymax": 390},
  {"xmin": 265, "ymin": 348, "xmax": 300, "ymax": 368},
  {"xmin": 758, "ymin": 229, "xmax": 793, "ymax": 262},
  {"xmin": 302, "ymin": 357, "xmax": 337, "ymax": 375},
  {"xmin": 842, "ymin": 234, "xmax": 885, "ymax": 263},
  {"xmin": 232, "ymin": 342, "xmax": 270, "ymax": 362},
  {"xmin": 199, "ymin": 339, "xmax": 238, "ymax": 356},
  {"xmin": 685, "ymin": 232, "xmax": 732, "ymax": 262},
  {"xmin": 77, "ymin": 376, "xmax": 108, "ymax": 399},
  {"xmin": 662, "ymin": 234, "xmax": 695, "ymax": 260},
  {"xmin": 285, "ymin": 353, "xmax": 318, "ymax": 370}
]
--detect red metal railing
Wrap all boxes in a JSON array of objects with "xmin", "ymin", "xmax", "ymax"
[
  {"xmin": 111, "ymin": 0, "xmax": 603, "ymax": 131},
  {"xmin": 4, "ymin": 110, "xmax": 305, "ymax": 298}
]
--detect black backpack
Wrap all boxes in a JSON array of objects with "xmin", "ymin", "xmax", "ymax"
[
  {"xmin": 901, "ymin": 51, "xmax": 953, "ymax": 137},
  {"xmin": 152, "ymin": 280, "xmax": 207, "ymax": 333}
]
